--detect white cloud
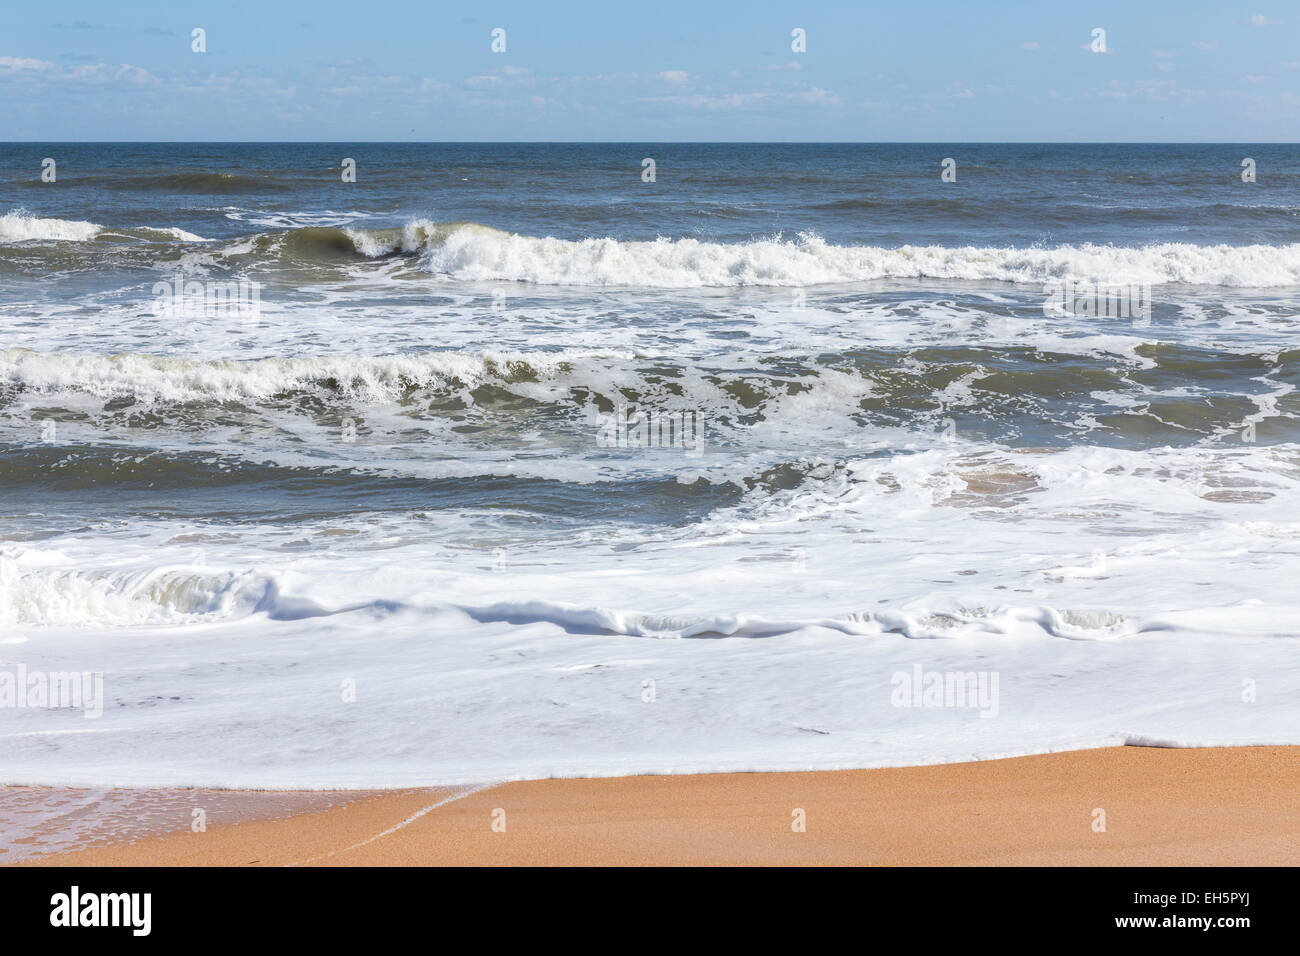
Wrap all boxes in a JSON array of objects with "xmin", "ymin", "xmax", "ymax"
[
  {"xmin": 1020, "ymin": 41, "xmax": 1039, "ymax": 51},
  {"xmin": 1092, "ymin": 79, "xmax": 1205, "ymax": 102},
  {"xmin": 1249, "ymin": 14, "xmax": 1279, "ymax": 26},
  {"xmin": 659, "ymin": 70, "xmax": 689, "ymax": 86},
  {"xmin": 639, "ymin": 86, "xmax": 840, "ymax": 110},
  {"xmin": 64, "ymin": 62, "xmax": 160, "ymax": 85},
  {"xmin": 0, "ymin": 56, "xmax": 160, "ymax": 85},
  {"xmin": 797, "ymin": 87, "xmax": 840, "ymax": 104},
  {"xmin": 465, "ymin": 69, "xmax": 534, "ymax": 89},
  {"xmin": 0, "ymin": 55, "xmax": 56, "ymax": 72},
  {"xmin": 567, "ymin": 73, "xmax": 640, "ymax": 86}
]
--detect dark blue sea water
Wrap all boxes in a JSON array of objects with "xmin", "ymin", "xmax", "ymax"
[{"xmin": 3, "ymin": 143, "xmax": 1299, "ymax": 248}]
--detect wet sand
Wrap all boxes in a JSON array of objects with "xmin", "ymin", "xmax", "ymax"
[{"xmin": 16, "ymin": 746, "xmax": 1300, "ymax": 866}]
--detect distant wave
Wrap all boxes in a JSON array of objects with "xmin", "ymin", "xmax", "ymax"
[
  {"xmin": 110, "ymin": 171, "xmax": 285, "ymax": 194},
  {"xmin": 0, "ymin": 210, "xmax": 207, "ymax": 244},
  {"xmin": 0, "ymin": 211, "xmax": 101, "ymax": 242}
]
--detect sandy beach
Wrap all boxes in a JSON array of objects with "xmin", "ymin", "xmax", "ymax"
[{"xmin": 14, "ymin": 745, "xmax": 1300, "ymax": 866}]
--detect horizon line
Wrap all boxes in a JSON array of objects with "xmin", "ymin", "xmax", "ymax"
[{"xmin": 2, "ymin": 140, "xmax": 1299, "ymax": 146}]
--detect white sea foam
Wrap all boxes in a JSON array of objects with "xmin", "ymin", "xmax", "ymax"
[
  {"xmin": 0, "ymin": 211, "xmax": 207, "ymax": 243},
  {"xmin": 0, "ymin": 347, "xmax": 632, "ymax": 404},
  {"xmin": 390, "ymin": 224, "xmax": 1300, "ymax": 288},
  {"xmin": 0, "ymin": 211, "xmax": 101, "ymax": 243},
  {"xmin": 111, "ymin": 225, "xmax": 209, "ymax": 243},
  {"xmin": 0, "ymin": 564, "xmax": 269, "ymax": 627},
  {"xmin": 3, "ymin": 530, "xmax": 1300, "ymax": 787},
  {"xmin": 3, "ymin": 434, "xmax": 1300, "ymax": 787},
  {"xmin": 225, "ymin": 206, "xmax": 372, "ymax": 229}
]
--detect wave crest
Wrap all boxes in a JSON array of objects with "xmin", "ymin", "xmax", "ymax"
[
  {"xmin": 0, "ymin": 347, "xmax": 630, "ymax": 404},
  {"xmin": 326, "ymin": 222, "xmax": 1300, "ymax": 288},
  {"xmin": 0, "ymin": 210, "xmax": 207, "ymax": 244},
  {"xmin": 0, "ymin": 211, "xmax": 101, "ymax": 243}
]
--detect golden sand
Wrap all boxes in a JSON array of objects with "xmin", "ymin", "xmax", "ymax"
[{"xmin": 18, "ymin": 746, "xmax": 1300, "ymax": 866}]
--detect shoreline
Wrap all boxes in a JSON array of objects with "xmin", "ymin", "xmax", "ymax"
[{"xmin": 12, "ymin": 744, "xmax": 1300, "ymax": 866}]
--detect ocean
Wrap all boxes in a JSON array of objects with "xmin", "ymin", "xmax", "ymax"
[{"xmin": 2, "ymin": 142, "xmax": 1300, "ymax": 794}]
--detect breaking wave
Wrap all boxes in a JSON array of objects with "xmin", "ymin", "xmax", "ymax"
[
  {"xmin": 10, "ymin": 210, "xmax": 1300, "ymax": 288},
  {"xmin": 0, "ymin": 347, "xmax": 628, "ymax": 404},
  {"xmin": 300, "ymin": 221, "xmax": 1300, "ymax": 288},
  {"xmin": 0, "ymin": 211, "xmax": 102, "ymax": 243},
  {"xmin": 0, "ymin": 210, "xmax": 207, "ymax": 244}
]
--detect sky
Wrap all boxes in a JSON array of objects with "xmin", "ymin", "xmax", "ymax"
[{"xmin": 1, "ymin": 1, "xmax": 1297, "ymax": 141}]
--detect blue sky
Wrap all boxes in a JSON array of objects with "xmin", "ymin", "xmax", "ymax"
[{"xmin": 1, "ymin": 1, "xmax": 1297, "ymax": 141}]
